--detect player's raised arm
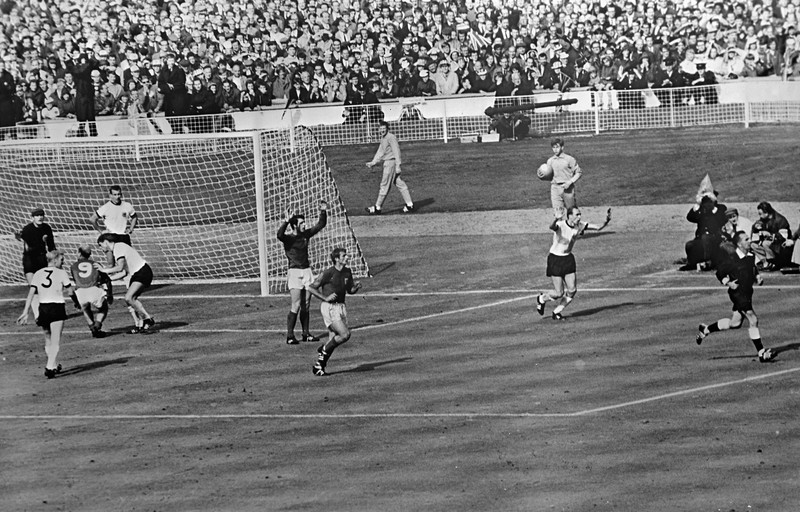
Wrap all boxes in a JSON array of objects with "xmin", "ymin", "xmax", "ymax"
[{"xmin": 586, "ymin": 208, "xmax": 612, "ymax": 231}]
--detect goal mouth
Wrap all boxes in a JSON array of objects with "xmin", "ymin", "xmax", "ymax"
[{"xmin": 0, "ymin": 127, "xmax": 369, "ymax": 295}]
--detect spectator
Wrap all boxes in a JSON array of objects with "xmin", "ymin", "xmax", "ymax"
[
  {"xmin": 680, "ymin": 191, "xmax": 728, "ymax": 271},
  {"xmin": 55, "ymin": 88, "xmax": 76, "ymax": 119},
  {"xmin": 66, "ymin": 52, "xmax": 98, "ymax": 137},
  {"xmin": 432, "ymin": 60, "xmax": 460, "ymax": 95},
  {"xmin": 157, "ymin": 54, "xmax": 189, "ymax": 134},
  {"xmin": 1, "ymin": 59, "xmax": 18, "ymax": 135},
  {"xmin": 0, "ymin": 0, "xmax": 796, "ymax": 125},
  {"xmin": 751, "ymin": 201, "xmax": 794, "ymax": 270},
  {"xmin": 415, "ymin": 68, "xmax": 437, "ymax": 96}
]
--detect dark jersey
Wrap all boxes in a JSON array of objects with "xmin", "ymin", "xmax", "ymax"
[
  {"xmin": 277, "ymin": 211, "xmax": 327, "ymax": 269},
  {"xmin": 19, "ymin": 222, "xmax": 55, "ymax": 256},
  {"xmin": 716, "ymin": 251, "xmax": 759, "ymax": 304},
  {"xmin": 314, "ymin": 265, "xmax": 354, "ymax": 304},
  {"xmin": 70, "ymin": 257, "xmax": 102, "ymax": 289}
]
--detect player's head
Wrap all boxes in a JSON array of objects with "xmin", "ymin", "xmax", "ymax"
[
  {"xmin": 30, "ymin": 207, "xmax": 45, "ymax": 224},
  {"xmin": 378, "ymin": 120, "xmax": 389, "ymax": 136},
  {"xmin": 97, "ymin": 232, "xmax": 116, "ymax": 250},
  {"xmin": 78, "ymin": 245, "xmax": 93, "ymax": 259},
  {"xmin": 46, "ymin": 249, "xmax": 64, "ymax": 267},
  {"xmin": 108, "ymin": 185, "xmax": 123, "ymax": 203},
  {"xmin": 566, "ymin": 206, "xmax": 581, "ymax": 221},
  {"xmin": 289, "ymin": 213, "xmax": 306, "ymax": 231},
  {"xmin": 551, "ymin": 138, "xmax": 564, "ymax": 154},
  {"xmin": 733, "ymin": 230, "xmax": 750, "ymax": 251},
  {"xmin": 330, "ymin": 247, "xmax": 347, "ymax": 264}
]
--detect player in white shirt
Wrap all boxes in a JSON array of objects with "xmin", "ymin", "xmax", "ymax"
[
  {"xmin": 17, "ymin": 250, "xmax": 75, "ymax": 379},
  {"xmin": 90, "ymin": 185, "xmax": 138, "ymax": 246},
  {"xmin": 97, "ymin": 233, "xmax": 156, "ymax": 334},
  {"xmin": 535, "ymin": 207, "xmax": 611, "ymax": 320}
]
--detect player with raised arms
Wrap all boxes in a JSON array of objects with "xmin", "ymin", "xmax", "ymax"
[
  {"xmin": 535, "ymin": 207, "xmax": 611, "ymax": 320},
  {"xmin": 96, "ymin": 233, "xmax": 156, "ymax": 334},
  {"xmin": 277, "ymin": 200, "xmax": 328, "ymax": 344}
]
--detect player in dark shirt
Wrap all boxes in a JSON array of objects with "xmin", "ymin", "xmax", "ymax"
[
  {"xmin": 70, "ymin": 245, "xmax": 111, "ymax": 337},
  {"xmin": 16, "ymin": 208, "xmax": 56, "ymax": 318},
  {"xmin": 307, "ymin": 247, "xmax": 362, "ymax": 376},
  {"xmin": 695, "ymin": 231, "xmax": 775, "ymax": 362},
  {"xmin": 276, "ymin": 201, "xmax": 328, "ymax": 344}
]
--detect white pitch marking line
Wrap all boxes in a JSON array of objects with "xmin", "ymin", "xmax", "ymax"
[
  {"xmin": 0, "ymin": 295, "xmax": 536, "ymax": 342},
  {"xmin": 1, "ymin": 285, "xmax": 800, "ymax": 303},
  {"xmin": 1, "ymin": 367, "xmax": 798, "ymax": 421}
]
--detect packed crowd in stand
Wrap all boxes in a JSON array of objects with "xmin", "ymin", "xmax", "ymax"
[{"xmin": 1, "ymin": 0, "xmax": 799, "ymax": 131}]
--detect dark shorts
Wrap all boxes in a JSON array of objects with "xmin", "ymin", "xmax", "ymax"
[
  {"xmin": 546, "ymin": 253, "xmax": 577, "ymax": 277},
  {"xmin": 23, "ymin": 253, "xmax": 47, "ymax": 274},
  {"xmin": 130, "ymin": 263, "xmax": 153, "ymax": 288},
  {"xmin": 108, "ymin": 233, "xmax": 132, "ymax": 245},
  {"xmin": 729, "ymin": 289, "xmax": 753, "ymax": 313},
  {"xmin": 37, "ymin": 303, "xmax": 67, "ymax": 327}
]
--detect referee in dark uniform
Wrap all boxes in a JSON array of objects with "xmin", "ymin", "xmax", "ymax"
[{"xmin": 696, "ymin": 231, "xmax": 775, "ymax": 362}]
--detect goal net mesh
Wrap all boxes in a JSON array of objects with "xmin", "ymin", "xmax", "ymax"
[{"xmin": 0, "ymin": 127, "xmax": 369, "ymax": 293}]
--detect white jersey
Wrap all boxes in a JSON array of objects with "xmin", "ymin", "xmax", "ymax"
[
  {"xmin": 30, "ymin": 266, "xmax": 71, "ymax": 304},
  {"xmin": 113, "ymin": 242, "xmax": 146, "ymax": 275},
  {"xmin": 97, "ymin": 200, "xmax": 136, "ymax": 234},
  {"xmin": 549, "ymin": 220, "xmax": 587, "ymax": 256}
]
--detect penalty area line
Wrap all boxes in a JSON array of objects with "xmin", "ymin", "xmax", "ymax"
[
  {"xmin": 0, "ymin": 295, "xmax": 536, "ymax": 342},
  {"xmin": 2, "ymin": 366, "xmax": 798, "ymax": 421}
]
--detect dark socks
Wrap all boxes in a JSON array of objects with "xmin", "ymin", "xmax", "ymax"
[
  {"xmin": 751, "ymin": 338, "xmax": 764, "ymax": 352},
  {"xmin": 300, "ymin": 309, "xmax": 309, "ymax": 334},
  {"xmin": 287, "ymin": 311, "xmax": 298, "ymax": 337}
]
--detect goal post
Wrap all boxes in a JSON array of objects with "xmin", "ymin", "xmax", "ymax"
[{"xmin": 0, "ymin": 127, "xmax": 369, "ymax": 295}]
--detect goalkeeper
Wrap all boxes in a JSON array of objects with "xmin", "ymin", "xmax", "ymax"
[{"xmin": 277, "ymin": 200, "xmax": 328, "ymax": 344}]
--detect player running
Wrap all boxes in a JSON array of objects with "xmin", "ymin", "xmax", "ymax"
[
  {"xmin": 695, "ymin": 231, "xmax": 775, "ymax": 362},
  {"xmin": 535, "ymin": 207, "xmax": 611, "ymax": 320},
  {"xmin": 306, "ymin": 247, "xmax": 362, "ymax": 376},
  {"xmin": 70, "ymin": 245, "xmax": 112, "ymax": 338},
  {"xmin": 17, "ymin": 250, "xmax": 74, "ymax": 379}
]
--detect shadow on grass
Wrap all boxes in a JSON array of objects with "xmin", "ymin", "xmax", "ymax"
[
  {"xmin": 106, "ymin": 320, "xmax": 189, "ymax": 335},
  {"xmin": 58, "ymin": 357, "xmax": 131, "ymax": 377},
  {"xmin": 709, "ymin": 343, "xmax": 799, "ymax": 361},
  {"xmin": 579, "ymin": 230, "xmax": 616, "ymax": 240},
  {"xmin": 567, "ymin": 301, "xmax": 638, "ymax": 318},
  {"xmin": 375, "ymin": 197, "xmax": 435, "ymax": 215},
  {"xmin": 773, "ymin": 342, "xmax": 800, "ymax": 355},
  {"xmin": 112, "ymin": 283, "xmax": 171, "ymax": 293},
  {"xmin": 332, "ymin": 357, "xmax": 412, "ymax": 375}
]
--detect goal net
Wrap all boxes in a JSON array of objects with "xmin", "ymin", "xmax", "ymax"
[{"xmin": 0, "ymin": 127, "xmax": 369, "ymax": 294}]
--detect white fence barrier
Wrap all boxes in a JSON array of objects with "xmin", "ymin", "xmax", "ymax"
[{"xmin": 3, "ymin": 79, "xmax": 799, "ymax": 146}]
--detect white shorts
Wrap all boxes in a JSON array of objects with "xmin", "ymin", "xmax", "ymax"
[
  {"xmin": 320, "ymin": 302, "xmax": 347, "ymax": 328},
  {"xmin": 287, "ymin": 268, "xmax": 315, "ymax": 290},
  {"xmin": 75, "ymin": 286, "xmax": 106, "ymax": 308}
]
